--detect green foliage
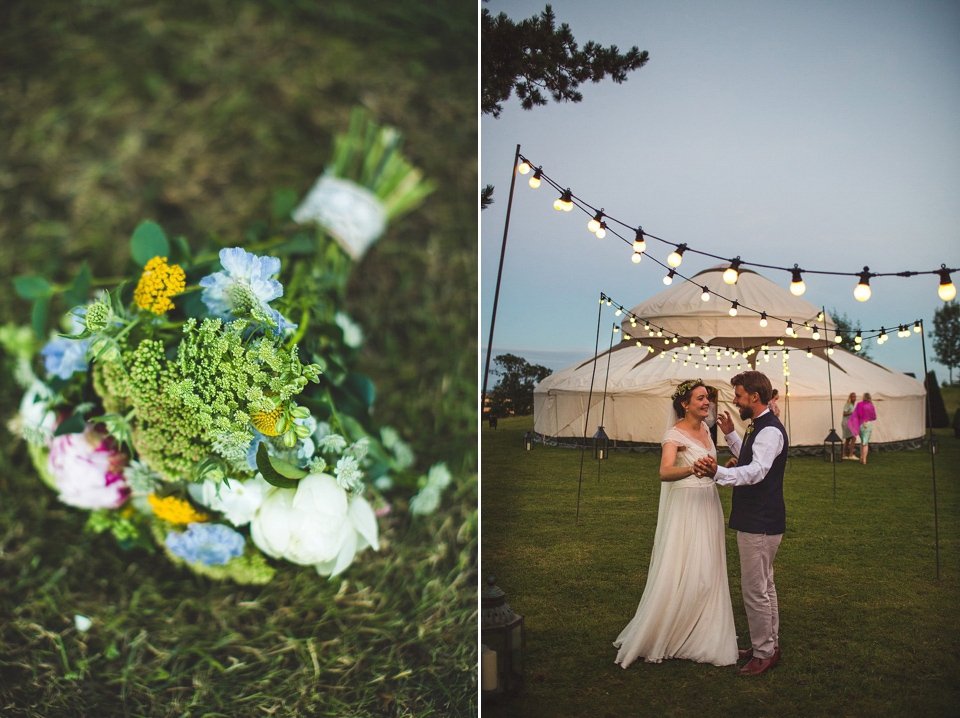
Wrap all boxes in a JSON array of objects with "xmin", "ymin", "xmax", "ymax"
[
  {"xmin": 925, "ymin": 371, "xmax": 950, "ymax": 429},
  {"xmin": 483, "ymin": 416, "xmax": 960, "ymax": 718},
  {"xmin": 130, "ymin": 221, "xmax": 170, "ymax": 267},
  {"xmin": 482, "ymin": 4, "xmax": 649, "ymax": 117},
  {"xmin": 489, "ymin": 353, "xmax": 552, "ymax": 417},
  {"xmin": 932, "ymin": 300, "xmax": 960, "ymax": 383}
]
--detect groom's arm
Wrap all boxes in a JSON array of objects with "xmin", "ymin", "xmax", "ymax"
[
  {"xmin": 713, "ymin": 428, "xmax": 784, "ymax": 487},
  {"xmin": 724, "ymin": 430, "xmax": 743, "ymax": 459}
]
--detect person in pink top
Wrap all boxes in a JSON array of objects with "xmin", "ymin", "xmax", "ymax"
[{"xmin": 847, "ymin": 393, "xmax": 877, "ymax": 465}]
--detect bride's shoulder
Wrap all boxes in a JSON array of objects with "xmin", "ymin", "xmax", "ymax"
[{"xmin": 661, "ymin": 425, "xmax": 687, "ymax": 446}]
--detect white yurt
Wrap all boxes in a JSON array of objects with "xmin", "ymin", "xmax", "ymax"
[{"xmin": 533, "ymin": 267, "xmax": 927, "ymax": 449}]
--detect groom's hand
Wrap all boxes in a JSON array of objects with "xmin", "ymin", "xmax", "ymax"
[
  {"xmin": 717, "ymin": 410, "xmax": 735, "ymax": 435},
  {"xmin": 694, "ymin": 456, "xmax": 718, "ymax": 478}
]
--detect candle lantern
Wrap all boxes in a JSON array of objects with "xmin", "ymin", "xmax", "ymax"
[
  {"xmin": 523, "ymin": 431, "xmax": 534, "ymax": 451},
  {"xmin": 594, "ymin": 426, "xmax": 609, "ymax": 460},
  {"xmin": 481, "ymin": 575, "xmax": 525, "ymax": 697},
  {"xmin": 930, "ymin": 434, "xmax": 939, "ymax": 455},
  {"xmin": 823, "ymin": 428, "xmax": 842, "ymax": 463}
]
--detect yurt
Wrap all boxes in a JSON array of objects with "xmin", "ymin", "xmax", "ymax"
[{"xmin": 533, "ymin": 267, "xmax": 926, "ymax": 450}]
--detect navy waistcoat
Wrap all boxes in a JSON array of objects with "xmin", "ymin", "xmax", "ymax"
[{"xmin": 729, "ymin": 410, "xmax": 787, "ymax": 535}]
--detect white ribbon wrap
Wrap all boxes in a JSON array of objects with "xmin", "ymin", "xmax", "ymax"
[{"xmin": 292, "ymin": 173, "xmax": 387, "ymax": 260}]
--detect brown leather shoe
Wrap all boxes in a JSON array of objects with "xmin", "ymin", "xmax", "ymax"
[
  {"xmin": 737, "ymin": 648, "xmax": 780, "ymax": 677},
  {"xmin": 738, "ymin": 645, "xmax": 779, "ymax": 663}
]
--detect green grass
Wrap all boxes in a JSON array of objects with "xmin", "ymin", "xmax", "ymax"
[
  {"xmin": 482, "ymin": 416, "xmax": 960, "ymax": 718},
  {"xmin": 0, "ymin": 2, "xmax": 477, "ymax": 716}
]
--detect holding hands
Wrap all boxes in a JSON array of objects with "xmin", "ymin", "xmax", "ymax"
[{"xmin": 694, "ymin": 455, "xmax": 718, "ymax": 478}]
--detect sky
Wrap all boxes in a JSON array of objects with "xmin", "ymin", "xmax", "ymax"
[{"xmin": 481, "ymin": 0, "xmax": 960, "ymax": 387}]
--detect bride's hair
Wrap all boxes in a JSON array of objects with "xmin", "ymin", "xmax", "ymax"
[{"xmin": 672, "ymin": 379, "xmax": 706, "ymax": 419}]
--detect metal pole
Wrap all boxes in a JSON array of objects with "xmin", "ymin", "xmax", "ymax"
[
  {"xmin": 576, "ymin": 295, "xmax": 605, "ymax": 523},
  {"xmin": 481, "ymin": 144, "xmax": 521, "ymax": 415},
  {"xmin": 597, "ymin": 323, "xmax": 617, "ymax": 483},
  {"xmin": 822, "ymin": 307, "xmax": 837, "ymax": 499},
  {"xmin": 919, "ymin": 319, "xmax": 940, "ymax": 580}
]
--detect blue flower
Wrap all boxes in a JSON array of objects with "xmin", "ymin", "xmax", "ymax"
[
  {"xmin": 165, "ymin": 522, "xmax": 246, "ymax": 565},
  {"xmin": 40, "ymin": 336, "xmax": 92, "ymax": 380},
  {"xmin": 199, "ymin": 248, "xmax": 297, "ymax": 333}
]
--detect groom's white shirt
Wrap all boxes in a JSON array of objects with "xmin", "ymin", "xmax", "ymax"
[{"xmin": 714, "ymin": 408, "xmax": 784, "ymax": 487}]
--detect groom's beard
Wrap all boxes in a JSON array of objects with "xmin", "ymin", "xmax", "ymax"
[{"xmin": 738, "ymin": 405, "xmax": 754, "ymax": 421}]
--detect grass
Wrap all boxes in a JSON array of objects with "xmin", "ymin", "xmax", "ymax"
[
  {"xmin": 481, "ymin": 415, "xmax": 960, "ymax": 718},
  {"xmin": 0, "ymin": 2, "xmax": 477, "ymax": 716}
]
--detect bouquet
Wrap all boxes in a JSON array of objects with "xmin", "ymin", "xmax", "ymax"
[{"xmin": 5, "ymin": 109, "xmax": 452, "ymax": 585}]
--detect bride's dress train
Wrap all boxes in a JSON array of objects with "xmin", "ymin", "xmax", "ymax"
[{"xmin": 613, "ymin": 428, "xmax": 738, "ymax": 667}]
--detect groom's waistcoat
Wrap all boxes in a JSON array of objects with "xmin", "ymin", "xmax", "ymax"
[{"xmin": 730, "ymin": 410, "xmax": 787, "ymax": 535}]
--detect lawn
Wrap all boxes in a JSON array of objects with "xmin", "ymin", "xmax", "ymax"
[
  {"xmin": 0, "ymin": 2, "xmax": 477, "ymax": 716},
  {"xmin": 481, "ymin": 415, "xmax": 960, "ymax": 718}
]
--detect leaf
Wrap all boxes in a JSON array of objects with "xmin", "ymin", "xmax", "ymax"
[
  {"xmin": 272, "ymin": 188, "xmax": 300, "ymax": 223},
  {"xmin": 63, "ymin": 262, "xmax": 92, "ymax": 306},
  {"xmin": 14, "ymin": 276, "xmax": 54, "ymax": 300},
  {"xmin": 31, "ymin": 296, "xmax": 50, "ymax": 338},
  {"xmin": 255, "ymin": 443, "xmax": 301, "ymax": 489},
  {"xmin": 130, "ymin": 221, "xmax": 170, "ymax": 266},
  {"xmin": 54, "ymin": 414, "xmax": 86, "ymax": 437},
  {"xmin": 343, "ymin": 372, "xmax": 375, "ymax": 408}
]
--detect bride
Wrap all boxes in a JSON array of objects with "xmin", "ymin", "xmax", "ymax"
[{"xmin": 613, "ymin": 379, "xmax": 738, "ymax": 667}]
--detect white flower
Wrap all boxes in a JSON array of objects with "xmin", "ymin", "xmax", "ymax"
[
  {"xmin": 335, "ymin": 311, "xmax": 364, "ymax": 348},
  {"xmin": 250, "ymin": 473, "xmax": 378, "ymax": 577},
  {"xmin": 318, "ymin": 433, "xmax": 348, "ymax": 453},
  {"xmin": 426, "ymin": 463, "xmax": 452, "ymax": 490},
  {"xmin": 334, "ymin": 455, "xmax": 364, "ymax": 492},
  {"xmin": 409, "ymin": 485, "xmax": 441, "ymax": 516},
  {"xmin": 17, "ymin": 379, "xmax": 57, "ymax": 445},
  {"xmin": 191, "ymin": 476, "xmax": 271, "ymax": 527},
  {"xmin": 48, "ymin": 426, "xmax": 129, "ymax": 509}
]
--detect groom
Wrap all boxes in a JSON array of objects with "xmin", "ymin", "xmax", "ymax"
[{"xmin": 694, "ymin": 370, "xmax": 787, "ymax": 677}]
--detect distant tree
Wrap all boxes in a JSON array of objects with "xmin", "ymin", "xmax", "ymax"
[
  {"xmin": 490, "ymin": 353, "xmax": 552, "ymax": 416},
  {"xmin": 482, "ymin": 4, "xmax": 649, "ymax": 118},
  {"xmin": 830, "ymin": 309, "xmax": 872, "ymax": 359},
  {"xmin": 481, "ymin": 184, "xmax": 494, "ymax": 211},
  {"xmin": 932, "ymin": 300, "xmax": 960, "ymax": 384},
  {"xmin": 924, "ymin": 371, "xmax": 949, "ymax": 428}
]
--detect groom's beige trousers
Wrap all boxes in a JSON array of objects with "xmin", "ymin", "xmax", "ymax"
[{"xmin": 737, "ymin": 531, "xmax": 782, "ymax": 660}]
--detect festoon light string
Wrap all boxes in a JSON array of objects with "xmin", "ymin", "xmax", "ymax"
[{"xmin": 517, "ymin": 157, "xmax": 958, "ymax": 303}]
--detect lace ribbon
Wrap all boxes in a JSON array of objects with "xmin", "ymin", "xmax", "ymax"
[{"xmin": 292, "ymin": 173, "xmax": 387, "ymax": 260}]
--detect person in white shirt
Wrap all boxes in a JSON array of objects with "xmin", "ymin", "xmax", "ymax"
[{"xmin": 694, "ymin": 370, "xmax": 787, "ymax": 677}]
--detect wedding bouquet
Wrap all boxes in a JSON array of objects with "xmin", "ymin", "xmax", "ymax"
[{"xmin": 6, "ymin": 109, "xmax": 451, "ymax": 585}]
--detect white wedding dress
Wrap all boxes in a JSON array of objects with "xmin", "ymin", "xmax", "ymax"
[{"xmin": 613, "ymin": 426, "xmax": 738, "ymax": 667}]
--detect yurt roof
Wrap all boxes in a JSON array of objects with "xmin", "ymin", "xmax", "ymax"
[{"xmin": 623, "ymin": 266, "xmax": 836, "ymax": 343}]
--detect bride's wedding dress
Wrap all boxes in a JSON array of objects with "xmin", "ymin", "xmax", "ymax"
[{"xmin": 613, "ymin": 427, "xmax": 738, "ymax": 667}]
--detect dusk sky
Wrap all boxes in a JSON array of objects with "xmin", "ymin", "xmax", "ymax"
[{"xmin": 481, "ymin": 0, "xmax": 960, "ymax": 386}]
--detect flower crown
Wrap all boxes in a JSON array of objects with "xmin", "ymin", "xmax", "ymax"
[{"xmin": 672, "ymin": 379, "xmax": 703, "ymax": 401}]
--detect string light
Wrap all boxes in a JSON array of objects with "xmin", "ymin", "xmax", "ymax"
[
  {"xmin": 666, "ymin": 243, "xmax": 687, "ymax": 268},
  {"xmin": 817, "ymin": 311, "xmax": 825, "ymax": 322},
  {"xmin": 914, "ymin": 321, "xmax": 922, "ymax": 333},
  {"xmin": 615, "ymin": 306, "xmax": 623, "ymax": 316},
  {"xmin": 789, "ymin": 265, "xmax": 806, "ymax": 296},
  {"xmin": 759, "ymin": 312, "xmax": 768, "ymax": 328},
  {"xmin": 723, "ymin": 257, "xmax": 742, "ymax": 285},
  {"xmin": 633, "ymin": 228, "xmax": 646, "ymax": 254},
  {"xmin": 854, "ymin": 267, "xmax": 872, "ymax": 302},
  {"xmin": 663, "ymin": 269, "xmax": 675, "ymax": 285},
  {"xmin": 812, "ymin": 329, "xmax": 820, "ymax": 340},
  {"xmin": 729, "ymin": 300, "xmax": 739, "ymax": 316},
  {"xmin": 701, "ymin": 286, "xmax": 711, "ymax": 302},
  {"xmin": 938, "ymin": 265, "xmax": 956, "ymax": 301},
  {"xmin": 588, "ymin": 210, "xmax": 604, "ymax": 233},
  {"xmin": 632, "ymin": 250, "xmax": 643, "ymax": 263},
  {"xmin": 553, "ymin": 189, "xmax": 574, "ymax": 211},
  {"xmin": 786, "ymin": 320, "xmax": 795, "ymax": 337},
  {"xmin": 834, "ymin": 334, "xmax": 842, "ymax": 343},
  {"xmin": 595, "ymin": 221, "xmax": 607, "ymax": 239},
  {"xmin": 528, "ymin": 167, "xmax": 542, "ymax": 188},
  {"xmin": 517, "ymin": 159, "xmax": 531, "ymax": 175}
]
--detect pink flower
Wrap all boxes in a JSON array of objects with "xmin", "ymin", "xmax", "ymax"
[{"xmin": 48, "ymin": 426, "xmax": 130, "ymax": 509}]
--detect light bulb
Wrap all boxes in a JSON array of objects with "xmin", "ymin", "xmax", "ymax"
[
  {"xmin": 806, "ymin": 350, "xmax": 813, "ymax": 358},
  {"xmin": 615, "ymin": 307, "xmax": 622, "ymax": 316},
  {"xmin": 517, "ymin": 160, "xmax": 531, "ymax": 175},
  {"xmin": 723, "ymin": 258, "xmax": 742, "ymax": 285},
  {"xmin": 632, "ymin": 251, "xmax": 642, "ymax": 263},
  {"xmin": 633, "ymin": 228, "xmax": 646, "ymax": 254},
  {"xmin": 914, "ymin": 322, "xmax": 922, "ymax": 333},
  {"xmin": 854, "ymin": 267, "xmax": 872, "ymax": 302},
  {"xmin": 729, "ymin": 301, "xmax": 739, "ymax": 316},
  {"xmin": 554, "ymin": 197, "xmax": 564, "ymax": 211},
  {"xmin": 667, "ymin": 243, "xmax": 687, "ymax": 268},
  {"xmin": 759, "ymin": 312, "xmax": 768, "ymax": 328},
  {"xmin": 835, "ymin": 334, "xmax": 842, "ymax": 343},
  {"xmin": 938, "ymin": 265, "xmax": 956, "ymax": 301},
  {"xmin": 587, "ymin": 211, "xmax": 603, "ymax": 233},
  {"xmin": 855, "ymin": 333, "xmax": 862, "ymax": 344},
  {"xmin": 790, "ymin": 266, "xmax": 805, "ymax": 296},
  {"xmin": 663, "ymin": 270, "xmax": 675, "ymax": 285},
  {"xmin": 812, "ymin": 330, "xmax": 820, "ymax": 340},
  {"xmin": 595, "ymin": 222, "xmax": 607, "ymax": 239},
  {"xmin": 701, "ymin": 287, "xmax": 710, "ymax": 302},
  {"xmin": 528, "ymin": 168, "xmax": 542, "ymax": 188}
]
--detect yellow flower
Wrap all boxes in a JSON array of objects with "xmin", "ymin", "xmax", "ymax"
[
  {"xmin": 251, "ymin": 406, "xmax": 287, "ymax": 436},
  {"xmin": 134, "ymin": 257, "xmax": 185, "ymax": 314},
  {"xmin": 148, "ymin": 494, "xmax": 209, "ymax": 524}
]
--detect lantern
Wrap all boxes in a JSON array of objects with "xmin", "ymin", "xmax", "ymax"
[
  {"xmin": 823, "ymin": 428, "xmax": 842, "ymax": 463},
  {"xmin": 481, "ymin": 576, "xmax": 525, "ymax": 697},
  {"xmin": 594, "ymin": 426, "xmax": 609, "ymax": 460},
  {"xmin": 930, "ymin": 434, "xmax": 939, "ymax": 455},
  {"xmin": 523, "ymin": 431, "xmax": 534, "ymax": 451}
]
